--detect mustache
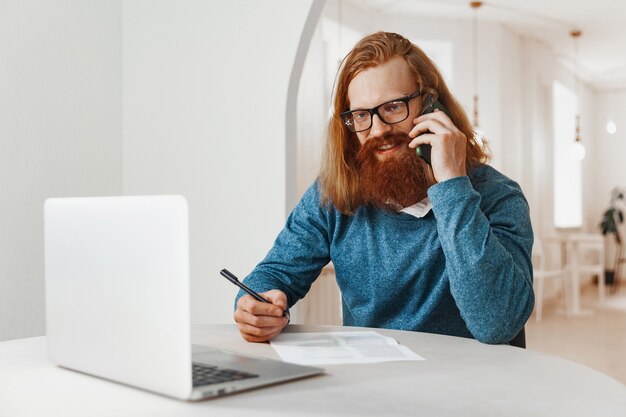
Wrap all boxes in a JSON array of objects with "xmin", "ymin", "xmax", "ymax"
[{"xmin": 356, "ymin": 133, "xmax": 412, "ymax": 162}]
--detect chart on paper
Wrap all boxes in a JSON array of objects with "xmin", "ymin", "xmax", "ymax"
[{"xmin": 269, "ymin": 331, "xmax": 425, "ymax": 365}]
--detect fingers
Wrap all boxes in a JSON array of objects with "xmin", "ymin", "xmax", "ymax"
[
  {"xmin": 409, "ymin": 111, "xmax": 456, "ymax": 144},
  {"xmin": 413, "ymin": 108, "xmax": 454, "ymax": 130},
  {"xmin": 409, "ymin": 110, "xmax": 468, "ymax": 182},
  {"xmin": 261, "ymin": 290, "xmax": 288, "ymax": 311},
  {"xmin": 237, "ymin": 293, "xmax": 285, "ymax": 317},
  {"xmin": 408, "ymin": 121, "xmax": 445, "ymax": 148},
  {"xmin": 235, "ymin": 292, "xmax": 289, "ymax": 343},
  {"xmin": 236, "ymin": 320, "xmax": 287, "ymax": 343}
]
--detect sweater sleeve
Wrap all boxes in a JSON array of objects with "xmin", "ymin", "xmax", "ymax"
[
  {"xmin": 427, "ymin": 173, "xmax": 535, "ymax": 344},
  {"xmin": 234, "ymin": 182, "xmax": 332, "ymax": 309}
]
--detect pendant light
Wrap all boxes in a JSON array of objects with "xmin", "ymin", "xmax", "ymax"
[
  {"xmin": 570, "ymin": 29, "xmax": 586, "ymax": 161},
  {"xmin": 470, "ymin": 1, "xmax": 483, "ymax": 128}
]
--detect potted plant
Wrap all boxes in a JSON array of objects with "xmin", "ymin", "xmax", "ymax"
[{"xmin": 599, "ymin": 188, "xmax": 624, "ymax": 287}]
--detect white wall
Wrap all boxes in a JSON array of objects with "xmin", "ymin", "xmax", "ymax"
[
  {"xmin": 522, "ymin": 38, "xmax": 558, "ymax": 240},
  {"xmin": 0, "ymin": 0, "xmax": 324, "ymax": 340},
  {"xmin": 0, "ymin": 0, "xmax": 123, "ymax": 341},
  {"xmin": 296, "ymin": 22, "xmax": 328, "ymax": 198},
  {"xmin": 592, "ymin": 89, "xmax": 626, "ymax": 217},
  {"xmin": 592, "ymin": 89, "xmax": 626, "ymax": 264},
  {"xmin": 122, "ymin": 0, "xmax": 322, "ymax": 325}
]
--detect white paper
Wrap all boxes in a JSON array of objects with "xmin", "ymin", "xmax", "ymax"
[{"xmin": 269, "ymin": 331, "xmax": 425, "ymax": 365}]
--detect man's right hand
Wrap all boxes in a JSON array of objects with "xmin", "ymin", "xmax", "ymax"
[{"xmin": 234, "ymin": 290, "xmax": 289, "ymax": 343}]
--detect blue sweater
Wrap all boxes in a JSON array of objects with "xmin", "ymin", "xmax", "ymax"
[{"xmin": 238, "ymin": 165, "xmax": 534, "ymax": 344}]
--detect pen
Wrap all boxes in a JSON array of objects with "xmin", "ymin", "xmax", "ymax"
[{"xmin": 220, "ymin": 269, "xmax": 290, "ymax": 320}]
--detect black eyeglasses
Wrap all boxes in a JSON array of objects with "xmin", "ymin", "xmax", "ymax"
[{"xmin": 340, "ymin": 92, "xmax": 422, "ymax": 133}]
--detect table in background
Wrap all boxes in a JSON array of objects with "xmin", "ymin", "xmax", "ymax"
[
  {"xmin": 1, "ymin": 324, "xmax": 626, "ymax": 417},
  {"xmin": 543, "ymin": 234, "xmax": 606, "ymax": 315}
]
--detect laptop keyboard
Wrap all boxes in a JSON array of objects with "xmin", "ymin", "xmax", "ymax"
[{"xmin": 192, "ymin": 363, "xmax": 259, "ymax": 387}]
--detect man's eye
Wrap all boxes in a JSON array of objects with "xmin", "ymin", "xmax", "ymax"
[
  {"xmin": 353, "ymin": 111, "xmax": 369, "ymax": 120},
  {"xmin": 383, "ymin": 102, "xmax": 403, "ymax": 113}
]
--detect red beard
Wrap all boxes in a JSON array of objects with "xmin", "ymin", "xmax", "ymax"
[{"xmin": 356, "ymin": 133, "xmax": 435, "ymax": 211}]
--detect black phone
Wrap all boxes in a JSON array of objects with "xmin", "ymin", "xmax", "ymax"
[{"xmin": 416, "ymin": 100, "xmax": 449, "ymax": 165}]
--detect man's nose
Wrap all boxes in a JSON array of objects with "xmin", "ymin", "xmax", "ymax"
[{"xmin": 367, "ymin": 114, "xmax": 391, "ymax": 139}]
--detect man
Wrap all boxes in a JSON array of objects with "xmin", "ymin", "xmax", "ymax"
[{"xmin": 234, "ymin": 32, "xmax": 534, "ymax": 346}]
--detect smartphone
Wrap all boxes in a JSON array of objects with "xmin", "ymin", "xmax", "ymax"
[{"xmin": 416, "ymin": 100, "xmax": 450, "ymax": 165}]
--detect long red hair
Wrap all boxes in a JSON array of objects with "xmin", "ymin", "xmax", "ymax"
[{"xmin": 319, "ymin": 31, "xmax": 489, "ymax": 214}]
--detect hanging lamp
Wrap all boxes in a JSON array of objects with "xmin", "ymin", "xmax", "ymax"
[
  {"xmin": 470, "ymin": 1, "xmax": 483, "ymax": 128},
  {"xmin": 570, "ymin": 29, "xmax": 586, "ymax": 161}
]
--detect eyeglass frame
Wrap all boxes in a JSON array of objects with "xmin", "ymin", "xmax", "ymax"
[{"xmin": 339, "ymin": 91, "xmax": 423, "ymax": 133}]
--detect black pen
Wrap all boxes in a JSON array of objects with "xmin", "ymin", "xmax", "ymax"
[{"xmin": 220, "ymin": 269, "xmax": 290, "ymax": 319}]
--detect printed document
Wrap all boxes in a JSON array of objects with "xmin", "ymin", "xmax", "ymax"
[{"xmin": 269, "ymin": 331, "xmax": 425, "ymax": 365}]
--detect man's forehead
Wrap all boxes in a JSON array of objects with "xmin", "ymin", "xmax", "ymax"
[
  {"xmin": 347, "ymin": 90, "xmax": 415, "ymax": 110},
  {"xmin": 346, "ymin": 58, "xmax": 417, "ymax": 108}
]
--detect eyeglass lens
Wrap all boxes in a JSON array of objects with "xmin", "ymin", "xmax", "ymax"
[{"xmin": 342, "ymin": 99, "xmax": 410, "ymax": 133}]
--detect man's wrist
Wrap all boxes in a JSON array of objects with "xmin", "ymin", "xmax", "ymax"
[{"xmin": 427, "ymin": 175, "xmax": 473, "ymax": 205}]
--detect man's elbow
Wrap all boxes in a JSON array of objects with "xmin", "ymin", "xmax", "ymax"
[
  {"xmin": 471, "ymin": 327, "xmax": 520, "ymax": 345},
  {"xmin": 468, "ymin": 298, "xmax": 535, "ymax": 345}
]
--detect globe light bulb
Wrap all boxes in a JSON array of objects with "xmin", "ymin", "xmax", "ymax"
[
  {"xmin": 607, "ymin": 120, "xmax": 617, "ymax": 135},
  {"xmin": 571, "ymin": 142, "xmax": 586, "ymax": 161}
]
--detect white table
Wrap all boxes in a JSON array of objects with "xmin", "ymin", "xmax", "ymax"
[
  {"xmin": 1, "ymin": 324, "xmax": 625, "ymax": 416},
  {"xmin": 567, "ymin": 234, "xmax": 606, "ymax": 311},
  {"xmin": 544, "ymin": 234, "xmax": 605, "ymax": 316}
]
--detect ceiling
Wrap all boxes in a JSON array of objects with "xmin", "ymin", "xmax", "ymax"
[{"xmin": 347, "ymin": 0, "xmax": 626, "ymax": 90}]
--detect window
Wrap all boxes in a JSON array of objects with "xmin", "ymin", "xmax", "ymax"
[{"xmin": 552, "ymin": 81, "xmax": 582, "ymax": 228}]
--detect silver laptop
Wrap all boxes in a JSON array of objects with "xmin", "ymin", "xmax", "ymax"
[{"xmin": 44, "ymin": 195, "xmax": 323, "ymax": 401}]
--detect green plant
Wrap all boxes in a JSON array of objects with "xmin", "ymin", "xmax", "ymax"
[
  {"xmin": 599, "ymin": 188, "xmax": 624, "ymax": 244},
  {"xmin": 599, "ymin": 188, "xmax": 624, "ymax": 287}
]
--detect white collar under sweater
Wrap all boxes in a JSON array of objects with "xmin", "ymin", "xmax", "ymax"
[{"xmin": 400, "ymin": 197, "xmax": 433, "ymax": 218}]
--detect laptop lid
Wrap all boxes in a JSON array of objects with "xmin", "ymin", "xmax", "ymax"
[{"xmin": 44, "ymin": 195, "xmax": 193, "ymax": 399}]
